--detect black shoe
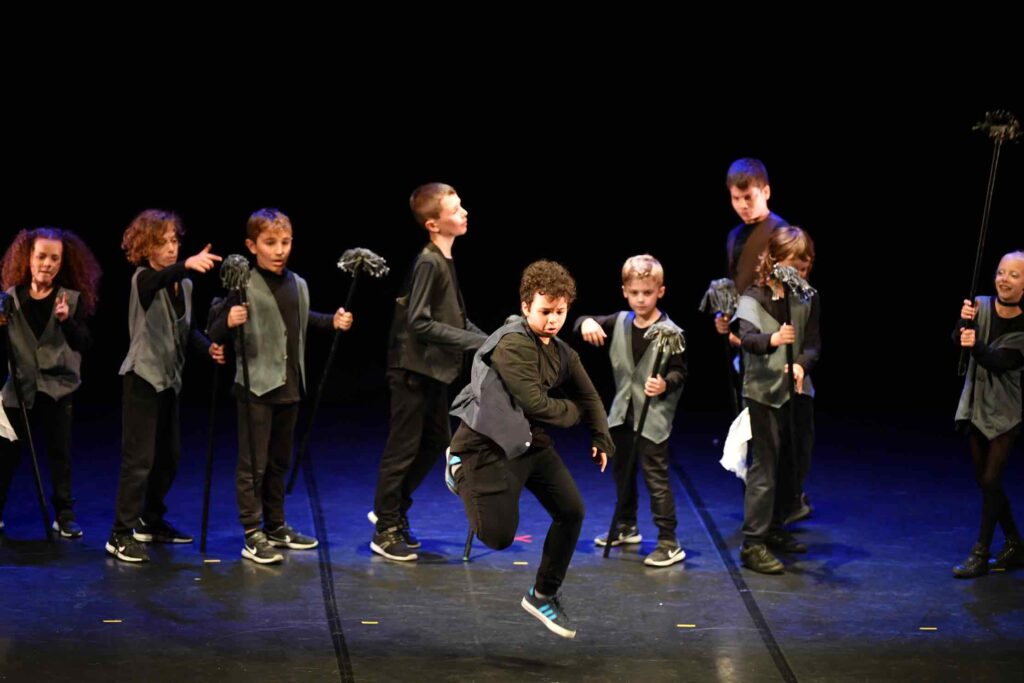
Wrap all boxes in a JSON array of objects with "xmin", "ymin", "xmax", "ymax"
[
  {"xmin": 242, "ymin": 530, "xmax": 284, "ymax": 564},
  {"xmin": 594, "ymin": 524, "xmax": 643, "ymax": 547},
  {"xmin": 367, "ymin": 511, "xmax": 421, "ymax": 549},
  {"xmin": 990, "ymin": 538, "xmax": 1024, "ymax": 570},
  {"xmin": 521, "ymin": 587, "xmax": 576, "ymax": 639},
  {"xmin": 52, "ymin": 518, "xmax": 84, "ymax": 538},
  {"xmin": 766, "ymin": 529, "xmax": 807, "ymax": 553},
  {"xmin": 783, "ymin": 493, "xmax": 813, "ymax": 525},
  {"xmin": 133, "ymin": 518, "xmax": 192, "ymax": 544},
  {"xmin": 644, "ymin": 542, "xmax": 686, "ymax": 567},
  {"xmin": 265, "ymin": 522, "xmax": 318, "ymax": 550},
  {"xmin": 953, "ymin": 543, "xmax": 990, "ymax": 579},
  {"xmin": 105, "ymin": 531, "xmax": 149, "ymax": 563},
  {"xmin": 740, "ymin": 543, "xmax": 784, "ymax": 574},
  {"xmin": 370, "ymin": 527, "xmax": 417, "ymax": 561}
]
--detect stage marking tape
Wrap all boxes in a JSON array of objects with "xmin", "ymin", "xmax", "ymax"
[{"xmin": 513, "ymin": 561, "xmax": 529, "ymax": 566}]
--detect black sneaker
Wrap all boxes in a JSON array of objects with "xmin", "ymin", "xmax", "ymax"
[
  {"xmin": 953, "ymin": 543, "xmax": 990, "ymax": 579},
  {"xmin": 990, "ymin": 538, "xmax": 1024, "ymax": 570},
  {"xmin": 521, "ymin": 587, "xmax": 576, "ymax": 639},
  {"xmin": 594, "ymin": 524, "xmax": 642, "ymax": 547},
  {"xmin": 242, "ymin": 530, "xmax": 284, "ymax": 564},
  {"xmin": 766, "ymin": 529, "xmax": 808, "ymax": 553},
  {"xmin": 740, "ymin": 543, "xmax": 784, "ymax": 574},
  {"xmin": 370, "ymin": 527, "xmax": 417, "ymax": 562},
  {"xmin": 52, "ymin": 518, "xmax": 84, "ymax": 538},
  {"xmin": 367, "ymin": 511, "xmax": 421, "ymax": 549},
  {"xmin": 265, "ymin": 522, "xmax": 318, "ymax": 550},
  {"xmin": 783, "ymin": 493, "xmax": 813, "ymax": 525},
  {"xmin": 133, "ymin": 518, "xmax": 192, "ymax": 543},
  {"xmin": 105, "ymin": 531, "xmax": 150, "ymax": 563},
  {"xmin": 644, "ymin": 542, "xmax": 686, "ymax": 567}
]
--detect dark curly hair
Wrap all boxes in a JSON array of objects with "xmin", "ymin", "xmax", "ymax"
[
  {"xmin": 1, "ymin": 227, "xmax": 102, "ymax": 316},
  {"xmin": 122, "ymin": 209, "xmax": 184, "ymax": 266},
  {"xmin": 519, "ymin": 259, "xmax": 576, "ymax": 306}
]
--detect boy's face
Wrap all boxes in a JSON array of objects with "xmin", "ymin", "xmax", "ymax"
[
  {"xmin": 995, "ymin": 256, "xmax": 1024, "ymax": 304},
  {"xmin": 246, "ymin": 226, "xmax": 293, "ymax": 274},
  {"xmin": 427, "ymin": 194, "xmax": 468, "ymax": 238},
  {"xmin": 729, "ymin": 183, "xmax": 770, "ymax": 224},
  {"xmin": 149, "ymin": 225, "xmax": 180, "ymax": 271},
  {"xmin": 30, "ymin": 238, "xmax": 63, "ymax": 288},
  {"xmin": 778, "ymin": 254, "xmax": 811, "ymax": 280},
  {"xmin": 622, "ymin": 277, "xmax": 664, "ymax": 318},
  {"xmin": 521, "ymin": 293, "xmax": 569, "ymax": 343}
]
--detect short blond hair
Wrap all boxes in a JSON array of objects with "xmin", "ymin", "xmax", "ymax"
[{"xmin": 621, "ymin": 254, "xmax": 664, "ymax": 286}]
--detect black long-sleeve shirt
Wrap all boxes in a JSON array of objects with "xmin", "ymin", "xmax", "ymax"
[
  {"xmin": 15, "ymin": 285, "xmax": 92, "ymax": 352},
  {"xmin": 451, "ymin": 333, "xmax": 614, "ymax": 457},
  {"xmin": 136, "ymin": 262, "xmax": 212, "ymax": 356},
  {"xmin": 952, "ymin": 312, "xmax": 1024, "ymax": 373},
  {"xmin": 733, "ymin": 285, "xmax": 821, "ymax": 372},
  {"xmin": 571, "ymin": 312, "xmax": 686, "ymax": 393},
  {"xmin": 208, "ymin": 266, "xmax": 333, "ymax": 403}
]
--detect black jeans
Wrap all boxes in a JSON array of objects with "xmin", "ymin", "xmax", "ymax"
[
  {"xmin": 235, "ymin": 400, "xmax": 300, "ymax": 531},
  {"xmin": 112, "ymin": 373, "xmax": 181, "ymax": 534},
  {"xmin": 742, "ymin": 396, "xmax": 812, "ymax": 544},
  {"xmin": 0, "ymin": 392, "xmax": 75, "ymax": 520},
  {"xmin": 455, "ymin": 444, "xmax": 585, "ymax": 596},
  {"xmin": 373, "ymin": 369, "xmax": 451, "ymax": 530},
  {"xmin": 610, "ymin": 425, "xmax": 678, "ymax": 542}
]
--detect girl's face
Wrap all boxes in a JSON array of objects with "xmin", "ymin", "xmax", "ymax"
[
  {"xmin": 148, "ymin": 225, "xmax": 180, "ymax": 271},
  {"xmin": 30, "ymin": 238, "xmax": 63, "ymax": 289},
  {"xmin": 777, "ymin": 253, "xmax": 811, "ymax": 280},
  {"xmin": 995, "ymin": 256, "xmax": 1024, "ymax": 304}
]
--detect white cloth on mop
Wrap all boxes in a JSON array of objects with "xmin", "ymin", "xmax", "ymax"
[{"xmin": 0, "ymin": 396, "xmax": 18, "ymax": 442}]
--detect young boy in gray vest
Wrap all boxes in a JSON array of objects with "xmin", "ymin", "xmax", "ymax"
[
  {"xmin": 0, "ymin": 227, "xmax": 101, "ymax": 539},
  {"xmin": 209, "ymin": 208, "xmax": 353, "ymax": 564},
  {"xmin": 730, "ymin": 226, "xmax": 819, "ymax": 575},
  {"xmin": 574, "ymin": 254, "xmax": 686, "ymax": 567},
  {"xmin": 447, "ymin": 260, "xmax": 613, "ymax": 639},
  {"xmin": 108, "ymin": 210, "xmax": 224, "ymax": 563},
  {"xmin": 369, "ymin": 183, "xmax": 486, "ymax": 562}
]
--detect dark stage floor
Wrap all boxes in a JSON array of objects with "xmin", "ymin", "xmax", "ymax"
[{"xmin": 0, "ymin": 405, "xmax": 1021, "ymax": 682}]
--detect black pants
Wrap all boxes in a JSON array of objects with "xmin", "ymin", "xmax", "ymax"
[
  {"xmin": 455, "ymin": 445, "xmax": 585, "ymax": 596},
  {"xmin": 967, "ymin": 424, "xmax": 1020, "ymax": 548},
  {"xmin": 236, "ymin": 400, "xmax": 300, "ymax": 531},
  {"xmin": 112, "ymin": 373, "xmax": 181, "ymax": 534},
  {"xmin": 372, "ymin": 369, "xmax": 450, "ymax": 531},
  {"xmin": 0, "ymin": 392, "xmax": 75, "ymax": 521},
  {"xmin": 743, "ymin": 396, "xmax": 813, "ymax": 544},
  {"xmin": 610, "ymin": 425, "xmax": 677, "ymax": 542}
]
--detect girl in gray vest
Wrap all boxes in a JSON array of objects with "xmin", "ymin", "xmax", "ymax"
[
  {"xmin": 731, "ymin": 227, "xmax": 820, "ymax": 575},
  {"xmin": 952, "ymin": 251, "xmax": 1024, "ymax": 578},
  {"xmin": 207, "ymin": 208, "xmax": 353, "ymax": 564},
  {"xmin": 0, "ymin": 227, "xmax": 100, "ymax": 538},
  {"xmin": 574, "ymin": 254, "xmax": 687, "ymax": 567},
  {"xmin": 107, "ymin": 210, "xmax": 223, "ymax": 563}
]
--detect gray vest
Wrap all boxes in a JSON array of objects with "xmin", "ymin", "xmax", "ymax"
[
  {"xmin": 734, "ymin": 292, "xmax": 814, "ymax": 408},
  {"xmin": 2, "ymin": 286, "xmax": 82, "ymax": 408},
  {"xmin": 955, "ymin": 296, "xmax": 1024, "ymax": 439},
  {"xmin": 119, "ymin": 269, "xmax": 192, "ymax": 394},
  {"xmin": 234, "ymin": 269, "xmax": 309, "ymax": 397},
  {"xmin": 450, "ymin": 320, "xmax": 572, "ymax": 459},
  {"xmin": 607, "ymin": 312, "xmax": 681, "ymax": 444}
]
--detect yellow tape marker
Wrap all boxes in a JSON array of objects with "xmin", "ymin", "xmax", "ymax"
[
  {"xmin": 102, "ymin": 620, "xmax": 123, "ymax": 624},
  {"xmin": 918, "ymin": 627, "xmax": 938, "ymax": 631},
  {"xmin": 361, "ymin": 621, "xmax": 379, "ymax": 625},
  {"xmin": 676, "ymin": 624, "xmax": 696, "ymax": 628},
  {"xmin": 204, "ymin": 559, "xmax": 221, "ymax": 564},
  {"xmin": 513, "ymin": 561, "xmax": 529, "ymax": 566}
]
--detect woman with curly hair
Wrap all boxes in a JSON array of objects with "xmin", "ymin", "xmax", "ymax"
[{"xmin": 0, "ymin": 227, "xmax": 101, "ymax": 538}]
